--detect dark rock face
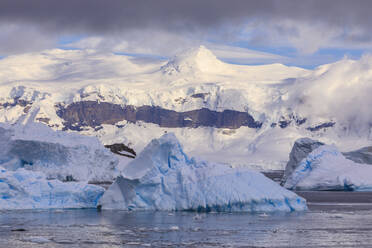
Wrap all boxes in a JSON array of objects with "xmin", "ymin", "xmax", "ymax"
[
  {"xmin": 296, "ymin": 118, "xmax": 307, "ymax": 125},
  {"xmin": 105, "ymin": 143, "xmax": 136, "ymax": 159},
  {"xmin": 0, "ymin": 97, "xmax": 31, "ymax": 108},
  {"xmin": 274, "ymin": 115, "xmax": 307, "ymax": 129},
  {"xmin": 279, "ymin": 120, "xmax": 291, "ymax": 128},
  {"xmin": 36, "ymin": 117, "xmax": 50, "ymax": 124},
  {"xmin": 190, "ymin": 93, "xmax": 210, "ymax": 100},
  {"xmin": 307, "ymin": 122, "xmax": 335, "ymax": 132},
  {"xmin": 343, "ymin": 146, "xmax": 372, "ymax": 165},
  {"xmin": 281, "ymin": 138, "xmax": 325, "ymax": 185},
  {"xmin": 57, "ymin": 101, "xmax": 262, "ymax": 130}
]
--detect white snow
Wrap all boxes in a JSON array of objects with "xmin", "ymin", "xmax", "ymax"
[
  {"xmin": 0, "ymin": 45, "xmax": 372, "ymax": 171},
  {"xmin": 161, "ymin": 45, "xmax": 235, "ymax": 75},
  {"xmin": 284, "ymin": 145, "xmax": 372, "ymax": 191},
  {"xmin": 0, "ymin": 166, "xmax": 104, "ymax": 210},
  {"xmin": 99, "ymin": 133, "xmax": 307, "ymax": 212},
  {"xmin": 0, "ymin": 122, "xmax": 122, "ymax": 182}
]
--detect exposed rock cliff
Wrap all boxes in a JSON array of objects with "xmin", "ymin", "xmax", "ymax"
[{"xmin": 57, "ymin": 101, "xmax": 262, "ymax": 130}]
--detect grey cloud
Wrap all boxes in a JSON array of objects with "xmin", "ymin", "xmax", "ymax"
[
  {"xmin": 2, "ymin": 0, "xmax": 372, "ymax": 57},
  {"xmin": 1, "ymin": 0, "xmax": 372, "ymax": 35},
  {"xmin": 0, "ymin": 23, "xmax": 57, "ymax": 55}
]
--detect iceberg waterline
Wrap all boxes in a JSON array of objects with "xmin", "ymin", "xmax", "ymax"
[{"xmin": 99, "ymin": 133, "xmax": 307, "ymax": 212}]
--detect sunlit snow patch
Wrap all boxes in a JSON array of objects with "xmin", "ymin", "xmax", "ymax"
[{"xmin": 99, "ymin": 133, "xmax": 307, "ymax": 212}]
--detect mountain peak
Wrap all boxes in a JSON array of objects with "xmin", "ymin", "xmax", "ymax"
[
  {"xmin": 161, "ymin": 45, "xmax": 228, "ymax": 75},
  {"xmin": 186, "ymin": 45, "xmax": 218, "ymax": 60}
]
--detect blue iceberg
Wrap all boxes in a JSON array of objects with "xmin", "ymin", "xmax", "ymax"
[
  {"xmin": 0, "ymin": 166, "xmax": 104, "ymax": 209},
  {"xmin": 99, "ymin": 133, "xmax": 307, "ymax": 212},
  {"xmin": 0, "ymin": 123, "xmax": 120, "ymax": 182},
  {"xmin": 284, "ymin": 145, "xmax": 372, "ymax": 191}
]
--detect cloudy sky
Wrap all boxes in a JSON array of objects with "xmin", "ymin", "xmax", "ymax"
[{"xmin": 1, "ymin": 0, "xmax": 372, "ymax": 68}]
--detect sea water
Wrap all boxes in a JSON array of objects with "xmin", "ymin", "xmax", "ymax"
[{"xmin": 1, "ymin": 202, "xmax": 372, "ymax": 247}]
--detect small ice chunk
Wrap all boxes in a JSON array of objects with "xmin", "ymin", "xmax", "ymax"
[{"xmin": 170, "ymin": 226, "xmax": 180, "ymax": 231}]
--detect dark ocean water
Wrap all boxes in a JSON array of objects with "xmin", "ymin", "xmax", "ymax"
[
  {"xmin": 1, "ymin": 200, "xmax": 372, "ymax": 248},
  {"xmin": 2, "ymin": 169, "xmax": 371, "ymax": 247}
]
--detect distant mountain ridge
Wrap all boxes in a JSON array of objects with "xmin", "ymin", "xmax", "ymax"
[{"xmin": 0, "ymin": 46, "xmax": 371, "ymax": 170}]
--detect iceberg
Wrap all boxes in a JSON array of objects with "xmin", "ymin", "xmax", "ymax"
[
  {"xmin": 281, "ymin": 138, "xmax": 324, "ymax": 185},
  {"xmin": 0, "ymin": 166, "xmax": 104, "ymax": 209},
  {"xmin": 284, "ymin": 145, "xmax": 372, "ymax": 191},
  {"xmin": 99, "ymin": 133, "xmax": 307, "ymax": 212},
  {"xmin": 0, "ymin": 123, "xmax": 120, "ymax": 182}
]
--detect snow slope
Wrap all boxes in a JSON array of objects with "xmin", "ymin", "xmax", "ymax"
[
  {"xmin": 0, "ymin": 166, "xmax": 104, "ymax": 210},
  {"xmin": 0, "ymin": 46, "xmax": 372, "ymax": 170},
  {"xmin": 99, "ymin": 133, "xmax": 307, "ymax": 212},
  {"xmin": 284, "ymin": 145, "xmax": 372, "ymax": 191}
]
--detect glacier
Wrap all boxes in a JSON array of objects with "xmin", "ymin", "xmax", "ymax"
[
  {"xmin": 284, "ymin": 145, "xmax": 372, "ymax": 191},
  {"xmin": 0, "ymin": 166, "xmax": 104, "ymax": 210},
  {"xmin": 0, "ymin": 122, "xmax": 122, "ymax": 182},
  {"xmin": 99, "ymin": 133, "xmax": 307, "ymax": 212}
]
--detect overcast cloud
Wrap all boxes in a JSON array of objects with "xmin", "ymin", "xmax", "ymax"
[
  {"xmin": 2, "ymin": 0, "xmax": 372, "ymax": 33},
  {"xmin": 1, "ymin": 0, "xmax": 372, "ymax": 65}
]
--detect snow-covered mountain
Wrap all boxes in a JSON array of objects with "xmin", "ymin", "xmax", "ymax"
[{"xmin": 0, "ymin": 46, "xmax": 371, "ymax": 170}]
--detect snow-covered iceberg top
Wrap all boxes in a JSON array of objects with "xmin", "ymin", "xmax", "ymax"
[
  {"xmin": 0, "ymin": 166, "xmax": 104, "ymax": 210},
  {"xmin": 284, "ymin": 145, "xmax": 372, "ymax": 191},
  {"xmin": 99, "ymin": 133, "xmax": 307, "ymax": 212},
  {"xmin": 0, "ymin": 122, "xmax": 120, "ymax": 182}
]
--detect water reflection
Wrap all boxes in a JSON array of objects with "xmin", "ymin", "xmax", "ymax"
[{"xmin": 0, "ymin": 209, "xmax": 372, "ymax": 247}]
